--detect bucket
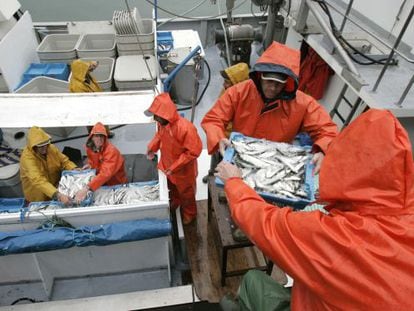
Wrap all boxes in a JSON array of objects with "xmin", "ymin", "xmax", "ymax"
[
  {"xmin": 0, "ymin": 164, "xmax": 23, "ymax": 198},
  {"xmin": 167, "ymin": 47, "xmax": 197, "ymax": 106}
]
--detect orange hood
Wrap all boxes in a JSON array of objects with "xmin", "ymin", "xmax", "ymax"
[
  {"xmin": 148, "ymin": 93, "xmax": 179, "ymax": 124},
  {"xmin": 250, "ymin": 41, "xmax": 300, "ymax": 100},
  {"xmin": 86, "ymin": 122, "xmax": 108, "ymax": 149},
  {"xmin": 320, "ymin": 109, "xmax": 414, "ymax": 215}
]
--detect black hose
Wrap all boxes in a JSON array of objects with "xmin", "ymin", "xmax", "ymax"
[
  {"xmin": 313, "ymin": 0, "xmax": 390, "ymax": 65},
  {"xmin": 11, "ymin": 297, "xmax": 43, "ymax": 305}
]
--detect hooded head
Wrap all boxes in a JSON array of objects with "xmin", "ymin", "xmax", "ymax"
[
  {"xmin": 144, "ymin": 93, "xmax": 179, "ymax": 125},
  {"xmin": 221, "ymin": 62, "xmax": 250, "ymax": 88},
  {"xmin": 70, "ymin": 59, "xmax": 94, "ymax": 82},
  {"xmin": 27, "ymin": 126, "xmax": 51, "ymax": 151},
  {"xmin": 320, "ymin": 109, "xmax": 414, "ymax": 215},
  {"xmin": 250, "ymin": 42, "xmax": 299, "ymax": 102},
  {"xmin": 86, "ymin": 122, "xmax": 108, "ymax": 151}
]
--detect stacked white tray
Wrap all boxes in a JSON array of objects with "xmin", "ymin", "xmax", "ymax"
[
  {"xmin": 113, "ymin": 8, "xmax": 155, "ymax": 56},
  {"xmin": 76, "ymin": 34, "xmax": 116, "ymax": 58},
  {"xmin": 37, "ymin": 34, "xmax": 81, "ymax": 63},
  {"xmin": 114, "ymin": 55, "xmax": 156, "ymax": 91}
]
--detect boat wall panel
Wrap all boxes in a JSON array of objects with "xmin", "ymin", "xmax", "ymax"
[
  {"xmin": 0, "ymin": 237, "xmax": 171, "ymax": 283},
  {"xmin": 0, "ymin": 11, "xmax": 39, "ymax": 92}
]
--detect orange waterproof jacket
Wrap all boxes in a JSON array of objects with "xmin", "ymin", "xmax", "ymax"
[
  {"xmin": 202, "ymin": 42, "xmax": 337, "ymax": 154},
  {"xmin": 224, "ymin": 109, "xmax": 414, "ymax": 310},
  {"xmin": 147, "ymin": 93, "xmax": 202, "ymax": 185},
  {"xmin": 86, "ymin": 122, "xmax": 127, "ymax": 191}
]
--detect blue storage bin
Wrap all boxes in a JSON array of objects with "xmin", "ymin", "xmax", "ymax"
[
  {"xmin": 22, "ymin": 63, "xmax": 69, "ymax": 82},
  {"xmin": 0, "ymin": 198, "xmax": 25, "ymax": 213},
  {"xmin": 157, "ymin": 31, "xmax": 173, "ymax": 55},
  {"xmin": 215, "ymin": 132, "xmax": 315, "ymax": 209}
]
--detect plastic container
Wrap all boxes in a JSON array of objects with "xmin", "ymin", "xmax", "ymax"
[
  {"xmin": 216, "ymin": 132, "xmax": 315, "ymax": 209},
  {"xmin": 0, "ymin": 198, "xmax": 24, "ymax": 213},
  {"xmin": 69, "ymin": 57, "xmax": 114, "ymax": 91},
  {"xmin": 23, "ymin": 63, "xmax": 69, "ymax": 82},
  {"xmin": 37, "ymin": 34, "xmax": 80, "ymax": 61},
  {"xmin": 167, "ymin": 47, "xmax": 196, "ymax": 106},
  {"xmin": 0, "ymin": 164, "xmax": 23, "ymax": 198},
  {"xmin": 76, "ymin": 34, "xmax": 116, "ymax": 58},
  {"xmin": 115, "ymin": 19, "xmax": 155, "ymax": 44},
  {"xmin": 114, "ymin": 55, "xmax": 156, "ymax": 90},
  {"xmin": 14, "ymin": 76, "xmax": 69, "ymax": 93},
  {"xmin": 157, "ymin": 31, "xmax": 173, "ymax": 55}
]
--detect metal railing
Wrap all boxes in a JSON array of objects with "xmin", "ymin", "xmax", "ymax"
[{"xmin": 323, "ymin": 0, "xmax": 414, "ymax": 107}]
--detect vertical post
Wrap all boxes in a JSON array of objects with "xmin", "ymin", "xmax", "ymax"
[
  {"xmin": 339, "ymin": 0, "xmax": 354, "ymax": 33},
  {"xmin": 372, "ymin": 5, "xmax": 414, "ymax": 91}
]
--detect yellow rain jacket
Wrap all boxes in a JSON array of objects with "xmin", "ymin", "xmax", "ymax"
[
  {"xmin": 222, "ymin": 62, "xmax": 249, "ymax": 87},
  {"xmin": 20, "ymin": 127, "xmax": 77, "ymax": 202},
  {"xmin": 224, "ymin": 109, "xmax": 414, "ymax": 310},
  {"xmin": 69, "ymin": 59, "xmax": 102, "ymax": 93}
]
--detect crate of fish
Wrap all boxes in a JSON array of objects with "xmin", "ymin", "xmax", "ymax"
[
  {"xmin": 58, "ymin": 169, "xmax": 96, "ymax": 207},
  {"xmin": 93, "ymin": 180, "xmax": 159, "ymax": 206},
  {"xmin": 216, "ymin": 132, "xmax": 315, "ymax": 209}
]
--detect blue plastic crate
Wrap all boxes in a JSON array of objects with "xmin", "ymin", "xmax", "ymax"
[
  {"xmin": 0, "ymin": 198, "xmax": 25, "ymax": 213},
  {"xmin": 215, "ymin": 132, "xmax": 315, "ymax": 209},
  {"xmin": 23, "ymin": 63, "xmax": 69, "ymax": 81},
  {"xmin": 157, "ymin": 31, "xmax": 174, "ymax": 55}
]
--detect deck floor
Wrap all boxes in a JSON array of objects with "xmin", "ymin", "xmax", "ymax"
[{"xmin": 184, "ymin": 199, "xmax": 288, "ymax": 303}]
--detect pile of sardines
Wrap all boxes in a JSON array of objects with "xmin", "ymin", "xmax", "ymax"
[
  {"xmin": 232, "ymin": 137, "xmax": 311, "ymax": 199},
  {"xmin": 93, "ymin": 183, "xmax": 160, "ymax": 206}
]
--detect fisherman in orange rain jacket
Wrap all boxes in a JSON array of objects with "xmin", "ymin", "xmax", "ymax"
[
  {"xmin": 202, "ymin": 62, "xmax": 250, "ymax": 184},
  {"xmin": 146, "ymin": 93, "xmax": 202, "ymax": 225},
  {"xmin": 202, "ymin": 41, "xmax": 338, "ymax": 174},
  {"xmin": 216, "ymin": 109, "xmax": 414, "ymax": 310},
  {"xmin": 74, "ymin": 122, "xmax": 127, "ymax": 203}
]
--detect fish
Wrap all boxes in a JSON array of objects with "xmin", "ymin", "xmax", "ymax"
[{"xmin": 230, "ymin": 136, "xmax": 311, "ymax": 200}]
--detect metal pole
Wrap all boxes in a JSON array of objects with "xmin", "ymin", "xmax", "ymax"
[
  {"xmin": 372, "ymin": 5, "xmax": 414, "ymax": 92},
  {"xmin": 339, "ymin": 0, "xmax": 354, "ymax": 33},
  {"xmin": 305, "ymin": 0, "xmax": 360, "ymax": 76},
  {"xmin": 396, "ymin": 74, "xmax": 414, "ymax": 107}
]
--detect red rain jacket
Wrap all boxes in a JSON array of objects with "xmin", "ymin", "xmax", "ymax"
[
  {"xmin": 147, "ymin": 93, "xmax": 202, "ymax": 185},
  {"xmin": 299, "ymin": 46, "xmax": 333, "ymax": 100},
  {"xmin": 86, "ymin": 122, "xmax": 127, "ymax": 191},
  {"xmin": 224, "ymin": 109, "xmax": 414, "ymax": 310},
  {"xmin": 202, "ymin": 41, "xmax": 337, "ymax": 154}
]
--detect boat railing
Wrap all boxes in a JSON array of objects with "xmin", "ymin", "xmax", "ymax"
[{"xmin": 296, "ymin": 0, "xmax": 414, "ymax": 108}]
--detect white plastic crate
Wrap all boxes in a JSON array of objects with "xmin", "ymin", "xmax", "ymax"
[
  {"xmin": 76, "ymin": 34, "xmax": 116, "ymax": 58},
  {"xmin": 37, "ymin": 34, "xmax": 80, "ymax": 61},
  {"xmin": 114, "ymin": 55, "xmax": 156, "ymax": 90},
  {"xmin": 115, "ymin": 19, "xmax": 155, "ymax": 44},
  {"xmin": 14, "ymin": 76, "xmax": 69, "ymax": 93},
  {"xmin": 69, "ymin": 57, "xmax": 115, "ymax": 91}
]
